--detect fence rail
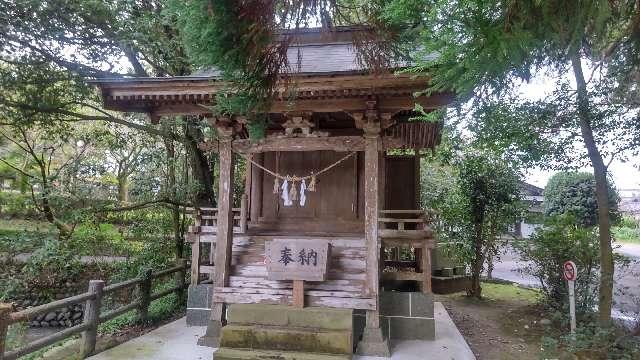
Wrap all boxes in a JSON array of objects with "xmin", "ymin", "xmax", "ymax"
[{"xmin": 0, "ymin": 259, "xmax": 189, "ymax": 360}]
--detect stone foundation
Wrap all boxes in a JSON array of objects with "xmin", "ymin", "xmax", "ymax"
[
  {"xmin": 186, "ymin": 284, "xmax": 213, "ymax": 326},
  {"xmin": 216, "ymin": 304, "xmax": 354, "ymax": 360},
  {"xmin": 354, "ymin": 291, "xmax": 435, "ymax": 342}
]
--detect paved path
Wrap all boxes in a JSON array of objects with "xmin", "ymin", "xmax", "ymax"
[
  {"xmin": 491, "ymin": 243, "xmax": 640, "ymax": 323},
  {"xmin": 90, "ymin": 303, "xmax": 475, "ymax": 360}
]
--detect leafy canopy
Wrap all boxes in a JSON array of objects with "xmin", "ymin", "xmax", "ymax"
[{"xmin": 544, "ymin": 171, "xmax": 620, "ymax": 227}]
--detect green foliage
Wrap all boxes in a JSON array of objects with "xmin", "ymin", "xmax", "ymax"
[
  {"xmin": 70, "ymin": 223, "xmax": 137, "ymax": 257},
  {"xmin": 544, "ymin": 171, "xmax": 620, "ymax": 227},
  {"xmin": 514, "ymin": 215, "xmax": 604, "ymax": 314},
  {"xmin": 612, "ymin": 215, "xmax": 640, "ymax": 244},
  {"xmin": 422, "ymin": 145, "xmax": 523, "ymax": 297},
  {"xmin": 0, "ymin": 192, "xmax": 40, "ymax": 219},
  {"xmin": 541, "ymin": 323, "xmax": 640, "ymax": 359}
]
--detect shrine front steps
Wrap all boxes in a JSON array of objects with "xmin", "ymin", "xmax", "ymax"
[
  {"xmin": 215, "ymin": 348, "xmax": 352, "ymax": 360},
  {"xmin": 215, "ymin": 304, "xmax": 354, "ymax": 360}
]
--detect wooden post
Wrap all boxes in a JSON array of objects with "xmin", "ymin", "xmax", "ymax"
[
  {"xmin": 211, "ymin": 123, "xmax": 235, "ymax": 327},
  {"xmin": 0, "ymin": 303, "xmax": 12, "ymax": 360},
  {"xmin": 292, "ymin": 280, "xmax": 305, "ymax": 309},
  {"xmin": 176, "ymin": 258, "xmax": 188, "ymax": 303},
  {"xmin": 81, "ymin": 280, "xmax": 104, "ymax": 358},
  {"xmin": 191, "ymin": 210, "xmax": 201, "ymax": 286},
  {"xmin": 138, "ymin": 269, "xmax": 153, "ymax": 323},
  {"xmin": 363, "ymin": 123, "xmax": 381, "ymax": 329}
]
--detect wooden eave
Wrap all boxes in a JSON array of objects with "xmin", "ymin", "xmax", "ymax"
[{"xmin": 90, "ymin": 72, "xmax": 454, "ymax": 117}]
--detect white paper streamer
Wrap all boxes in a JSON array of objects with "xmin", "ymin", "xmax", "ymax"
[
  {"xmin": 281, "ymin": 179, "xmax": 292, "ymax": 206},
  {"xmin": 299, "ymin": 179, "xmax": 307, "ymax": 206}
]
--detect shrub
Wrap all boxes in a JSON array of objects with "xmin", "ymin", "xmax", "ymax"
[
  {"xmin": 0, "ymin": 192, "xmax": 40, "ymax": 219},
  {"xmin": 544, "ymin": 171, "xmax": 620, "ymax": 227},
  {"xmin": 541, "ymin": 323, "xmax": 640, "ymax": 359},
  {"xmin": 514, "ymin": 215, "xmax": 628, "ymax": 315}
]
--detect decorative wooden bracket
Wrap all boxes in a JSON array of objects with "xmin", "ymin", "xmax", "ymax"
[
  {"xmin": 277, "ymin": 111, "xmax": 328, "ymax": 138},
  {"xmin": 351, "ymin": 100, "xmax": 394, "ymax": 136}
]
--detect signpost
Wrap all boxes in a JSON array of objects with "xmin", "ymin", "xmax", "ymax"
[
  {"xmin": 563, "ymin": 260, "xmax": 577, "ymax": 334},
  {"xmin": 265, "ymin": 239, "xmax": 331, "ymax": 308}
]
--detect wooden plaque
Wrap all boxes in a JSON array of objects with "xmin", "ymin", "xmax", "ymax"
[{"xmin": 265, "ymin": 239, "xmax": 331, "ymax": 281}]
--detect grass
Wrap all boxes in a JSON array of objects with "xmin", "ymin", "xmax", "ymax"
[
  {"xmin": 481, "ymin": 282, "xmax": 541, "ymax": 304},
  {"xmin": 612, "ymin": 226, "xmax": 640, "ymax": 244}
]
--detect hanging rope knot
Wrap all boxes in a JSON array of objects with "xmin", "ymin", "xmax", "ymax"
[{"xmin": 308, "ymin": 175, "xmax": 317, "ymax": 192}]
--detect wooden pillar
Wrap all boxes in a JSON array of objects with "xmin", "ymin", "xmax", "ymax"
[
  {"xmin": 364, "ymin": 127, "xmax": 381, "ymax": 329},
  {"xmin": 210, "ymin": 123, "xmax": 235, "ymax": 326}
]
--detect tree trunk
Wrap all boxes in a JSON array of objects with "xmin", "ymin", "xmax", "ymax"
[
  {"xmin": 184, "ymin": 118, "xmax": 215, "ymax": 206},
  {"xmin": 469, "ymin": 212, "xmax": 485, "ymax": 299},
  {"xmin": 571, "ymin": 54, "xmax": 614, "ymax": 327},
  {"xmin": 117, "ymin": 176, "xmax": 129, "ymax": 202},
  {"xmin": 163, "ymin": 120, "xmax": 183, "ymax": 260}
]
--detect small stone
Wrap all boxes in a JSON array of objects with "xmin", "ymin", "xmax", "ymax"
[
  {"xmin": 49, "ymin": 320, "xmax": 58, "ymax": 327},
  {"xmin": 57, "ymin": 312, "xmax": 66, "ymax": 321},
  {"xmin": 72, "ymin": 312, "xmax": 83, "ymax": 320},
  {"xmin": 524, "ymin": 325, "xmax": 529, "ymax": 329},
  {"xmin": 540, "ymin": 319, "xmax": 551, "ymax": 325},
  {"xmin": 44, "ymin": 312, "xmax": 57, "ymax": 322},
  {"xmin": 41, "ymin": 321, "xmax": 50, "ymax": 327}
]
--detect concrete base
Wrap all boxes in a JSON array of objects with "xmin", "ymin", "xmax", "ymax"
[
  {"xmin": 198, "ymin": 320, "xmax": 222, "ymax": 348},
  {"xmin": 356, "ymin": 327, "xmax": 391, "ymax": 357},
  {"xmin": 187, "ymin": 284, "xmax": 214, "ymax": 327},
  {"xmin": 88, "ymin": 302, "xmax": 475, "ymax": 360}
]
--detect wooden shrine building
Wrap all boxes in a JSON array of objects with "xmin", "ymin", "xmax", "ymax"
[{"xmin": 91, "ymin": 27, "xmax": 453, "ymax": 359}]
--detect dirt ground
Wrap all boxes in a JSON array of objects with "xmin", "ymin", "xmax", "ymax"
[{"xmin": 437, "ymin": 283, "xmax": 550, "ymax": 360}]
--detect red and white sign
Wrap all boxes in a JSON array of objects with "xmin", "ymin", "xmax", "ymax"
[{"xmin": 563, "ymin": 261, "xmax": 577, "ymax": 281}]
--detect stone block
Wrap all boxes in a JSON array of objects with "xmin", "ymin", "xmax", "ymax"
[
  {"xmin": 409, "ymin": 292, "xmax": 434, "ymax": 318},
  {"xmin": 187, "ymin": 284, "xmax": 212, "ymax": 308},
  {"xmin": 215, "ymin": 348, "xmax": 352, "ymax": 360},
  {"xmin": 220, "ymin": 325, "xmax": 353, "ymax": 355},
  {"xmin": 287, "ymin": 307, "xmax": 352, "ymax": 330},
  {"xmin": 227, "ymin": 304, "xmax": 352, "ymax": 330},
  {"xmin": 380, "ymin": 292, "xmax": 410, "ymax": 317},
  {"xmin": 227, "ymin": 304, "xmax": 288, "ymax": 327},
  {"xmin": 186, "ymin": 309, "xmax": 210, "ymax": 327},
  {"xmin": 388, "ymin": 317, "xmax": 435, "ymax": 341}
]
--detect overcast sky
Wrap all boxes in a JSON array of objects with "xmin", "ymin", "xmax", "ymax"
[{"xmin": 503, "ymin": 71, "xmax": 640, "ymax": 191}]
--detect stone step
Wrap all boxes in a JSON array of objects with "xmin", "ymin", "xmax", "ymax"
[
  {"xmin": 220, "ymin": 324, "xmax": 353, "ymax": 355},
  {"xmin": 215, "ymin": 348, "xmax": 352, "ymax": 360},
  {"xmin": 227, "ymin": 304, "xmax": 353, "ymax": 331}
]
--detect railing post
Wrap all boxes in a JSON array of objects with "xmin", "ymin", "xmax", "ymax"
[
  {"xmin": 240, "ymin": 193, "xmax": 248, "ymax": 233},
  {"xmin": 175, "ymin": 258, "xmax": 187, "ymax": 304},
  {"xmin": 81, "ymin": 280, "xmax": 104, "ymax": 358},
  {"xmin": 0, "ymin": 303, "xmax": 12, "ymax": 360},
  {"xmin": 138, "ymin": 269, "xmax": 153, "ymax": 323}
]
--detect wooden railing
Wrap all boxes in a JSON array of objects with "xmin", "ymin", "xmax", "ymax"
[
  {"xmin": 186, "ymin": 194, "xmax": 248, "ymax": 285},
  {"xmin": 0, "ymin": 260, "xmax": 189, "ymax": 360},
  {"xmin": 378, "ymin": 210, "xmax": 435, "ymax": 293}
]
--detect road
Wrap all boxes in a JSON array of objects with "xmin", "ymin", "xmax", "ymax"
[{"xmin": 491, "ymin": 243, "xmax": 640, "ymax": 324}]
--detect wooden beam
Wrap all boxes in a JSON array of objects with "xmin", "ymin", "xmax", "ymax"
[
  {"xmin": 233, "ymin": 136, "xmax": 365, "ymax": 153},
  {"xmin": 197, "ymin": 133, "xmax": 439, "ymax": 155}
]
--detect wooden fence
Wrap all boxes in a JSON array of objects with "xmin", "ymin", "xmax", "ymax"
[{"xmin": 0, "ymin": 259, "xmax": 189, "ymax": 360}]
